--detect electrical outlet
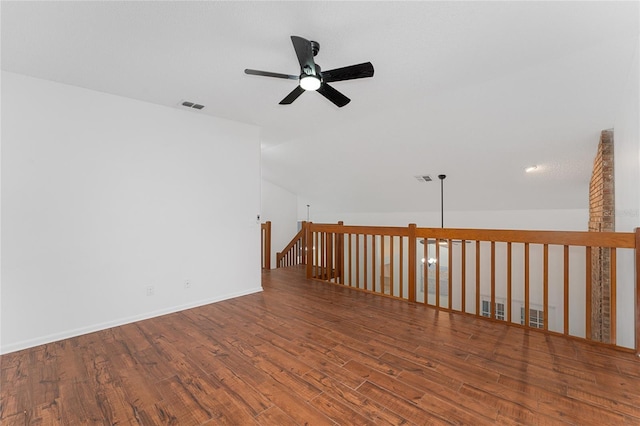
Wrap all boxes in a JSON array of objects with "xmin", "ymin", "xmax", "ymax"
[
  {"xmin": 184, "ymin": 281, "xmax": 191, "ymax": 289},
  {"xmin": 146, "ymin": 285, "xmax": 155, "ymax": 296}
]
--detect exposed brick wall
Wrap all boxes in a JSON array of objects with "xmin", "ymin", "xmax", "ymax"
[{"xmin": 588, "ymin": 129, "xmax": 614, "ymax": 343}]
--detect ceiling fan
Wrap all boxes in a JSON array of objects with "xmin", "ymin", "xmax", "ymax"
[{"xmin": 244, "ymin": 36, "xmax": 374, "ymax": 108}]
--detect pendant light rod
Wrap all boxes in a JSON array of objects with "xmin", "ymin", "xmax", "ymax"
[{"xmin": 438, "ymin": 174, "xmax": 446, "ymax": 228}]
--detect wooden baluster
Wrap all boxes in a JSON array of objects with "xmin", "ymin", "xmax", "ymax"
[
  {"xmin": 586, "ymin": 246, "xmax": 592, "ymax": 340},
  {"xmin": 610, "ymin": 247, "xmax": 617, "ymax": 345},
  {"xmin": 435, "ymin": 239, "xmax": 440, "ymax": 307},
  {"xmin": 543, "ymin": 244, "xmax": 549, "ymax": 331},
  {"xmin": 448, "ymin": 239, "xmax": 452, "ymax": 310},
  {"xmin": 525, "ymin": 243, "xmax": 530, "ymax": 328},
  {"xmin": 356, "ymin": 234, "xmax": 360, "ymax": 289},
  {"xmin": 408, "ymin": 224, "xmax": 416, "ymax": 303},
  {"xmin": 363, "ymin": 235, "xmax": 368, "ymax": 291},
  {"xmin": 381, "ymin": 235, "xmax": 385, "ymax": 294},
  {"xmin": 372, "ymin": 235, "xmax": 376, "ymax": 293},
  {"xmin": 324, "ymin": 232, "xmax": 329, "ymax": 280},
  {"xmin": 491, "ymin": 241, "xmax": 495, "ymax": 318},
  {"xmin": 319, "ymin": 232, "xmax": 323, "ymax": 279},
  {"xmin": 507, "ymin": 242, "xmax": 512, "ymax": 323},
  {"xmin": 476, "ymin": 241, "xmax": 480, "ymax": 315},
  {"xmin": 564, "ymin": 245, "xmax": 569, "ymax": 335},
  {"xmin": 423, "ymin": 238, "xmax": 428, "ymax": 304},
  {"xmin": 327, "ymin": 231, "xmax": 333, "ymax": 281},
  {"xmin": 390, "ymin": 236, "xmax": 395, "ymax": 297},
  {"xmin": 315, "ymin": 230, "xmax": 320, "ymax": 279},
  {"xmin": 462, "ymin": 240, "xmax": 467, "ymax": 313},
  {"xmin": 348, "ymin": 233, "xmax": 353, "ymax": 287},
  {"xmin": 399, "ymin": 236, "xmax": 404, "ymax": 299}
]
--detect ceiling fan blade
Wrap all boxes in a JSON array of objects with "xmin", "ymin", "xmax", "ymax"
[
  {"xmin": 291, "ymin": 36, "xmax": 317, "ymax": 75},
  {"xmin": 317, "ymin": 83, "xmax": 350, "ymax": 108},
  {"xmin": 279, "ymin": 86, "xmax": 305, "ymax": 105},
  {"xmin": 322, "ymin": 62, "xmax": 375, "ymax": 83},
  {"xmin": 245, "ymin": 69, "xmax": 298, "ymax": 80}
]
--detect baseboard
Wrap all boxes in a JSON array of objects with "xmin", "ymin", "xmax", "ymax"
[{"xmin": 0, "ymin": 286, "xmax": 263, "ymax": 355}]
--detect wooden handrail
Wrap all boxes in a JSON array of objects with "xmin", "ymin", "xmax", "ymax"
[
  {"xmin": 312, "ymin": 224, "xmax": 635, "ymax": 247},
  {"xmin": 304, "ymin": 222, "xmax": 639, "ymax": 355}
]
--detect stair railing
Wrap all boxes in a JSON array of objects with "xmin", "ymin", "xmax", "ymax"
[{"xmin": 276, "ymin": 221, "xmax": 307, "ymax": 268}]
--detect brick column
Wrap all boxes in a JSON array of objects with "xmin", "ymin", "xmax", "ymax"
[{"xmin": 588, "ymin": 129, "xmax": 614, "ymax": 342}]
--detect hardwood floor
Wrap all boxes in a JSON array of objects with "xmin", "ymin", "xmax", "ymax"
[{"xmin": 2, "ymin": 266, "xmax": 640, "ymax": 425}]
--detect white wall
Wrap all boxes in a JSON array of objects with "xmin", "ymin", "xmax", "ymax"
[
  {"xmin": 260, "ymin": 179, "xmax": 298, "ymax": 268},
  {"xmin": 1, "ymin": 72, "xmax": 262, "ymax": 354},
  {"xmin": 613, "ymin": 39, "xmax": 639, "ymax": 350},
  {"xmin": 302, "ymin": 207, "xmax": 589, "ymax": 231}
]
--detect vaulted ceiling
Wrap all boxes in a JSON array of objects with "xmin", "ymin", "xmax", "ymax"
[{"xmin": 2, "ymin": 1, "xmax": 638, "ymax": 213}]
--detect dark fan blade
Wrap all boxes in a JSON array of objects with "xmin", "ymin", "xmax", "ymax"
[
  {"xmin": 244, "ymin": 69, "xmax": 298, "ymax": 80},
  {"xmin": 322, "ymin": 62, "xmax": 374, "ymax": 83},
  {"xmin": 317, "ymin": 83, "xmax": 350, "ymax": 108},
  {"xmin": 279, "ymin": 85, "xmax": 305, "ymax": 105},
  {"xmin": 291, "ymin": 36, "xmax": 317, "ymax": 75}
]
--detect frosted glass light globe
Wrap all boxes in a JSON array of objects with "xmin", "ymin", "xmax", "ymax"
[{"xmin": 300, "ymin": 75, "xmax": 321, "ymax": 91}]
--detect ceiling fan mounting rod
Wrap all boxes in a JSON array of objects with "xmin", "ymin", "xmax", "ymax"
[{"xmin": 310, "ymin": 40, "xmax": 320, "ymax": 57}]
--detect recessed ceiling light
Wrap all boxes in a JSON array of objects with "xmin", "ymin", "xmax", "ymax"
[{"xmin": 525, "ymin": 165, "xmax": 539, "ymax": 173}]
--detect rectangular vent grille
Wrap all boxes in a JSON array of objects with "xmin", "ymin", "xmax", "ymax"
[
  {"xmin": 415, "ymin": 175, "xmax": 433, "ymax": 182},
  {"xmin": 181, "ymin": 101, "xmax": 205, "ymax": 110}
]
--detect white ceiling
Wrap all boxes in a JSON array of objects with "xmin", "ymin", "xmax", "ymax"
[{"xmin": 2, "ymin": 1, "xmax": 638, "ymax": 213}]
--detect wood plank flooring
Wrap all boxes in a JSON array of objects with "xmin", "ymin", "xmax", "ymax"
[{"xmin": 2, "ymin": 265, "xmax": 640, "ymax": 425}]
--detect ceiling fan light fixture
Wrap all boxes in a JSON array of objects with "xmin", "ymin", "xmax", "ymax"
[{"xmin": 300, "ymin": 75, "xmax": 321, "ymax": 91}]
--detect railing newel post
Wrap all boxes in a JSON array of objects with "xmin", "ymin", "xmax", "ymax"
[
  {"xmin": 338, "ymin": 221, "xmax": 344, "ymax": 284},
  {"xmin": 635, "ymin": 227, "xmax": 640, "ymax": 358},
  {"xmin": 301, "ymin": 221, "xmax": 307, "ymax": 265},
  {"xmin": 306, "ymin": 222, "xmax": 313, "ymax": 279}
]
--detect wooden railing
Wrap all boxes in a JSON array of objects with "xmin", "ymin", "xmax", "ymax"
[
  {"xmin": 303, "ymin": 222, "xmax": 640, "ymax": 355},
  {"xmin": 276, "ymin": 221, "xmax": 307, "ymax": 268},
  {"xmin": 260, "ymin": 221, "xmax": 271, "ymax": 270}
]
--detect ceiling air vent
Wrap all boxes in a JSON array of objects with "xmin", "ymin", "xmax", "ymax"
[
  {"xmin": 414, "ymin": 175, "xmax": 433, "ymax": 183},
  {"xmin": 180, "ymin": 101, "xmax": 205, "ymax": 110}
]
